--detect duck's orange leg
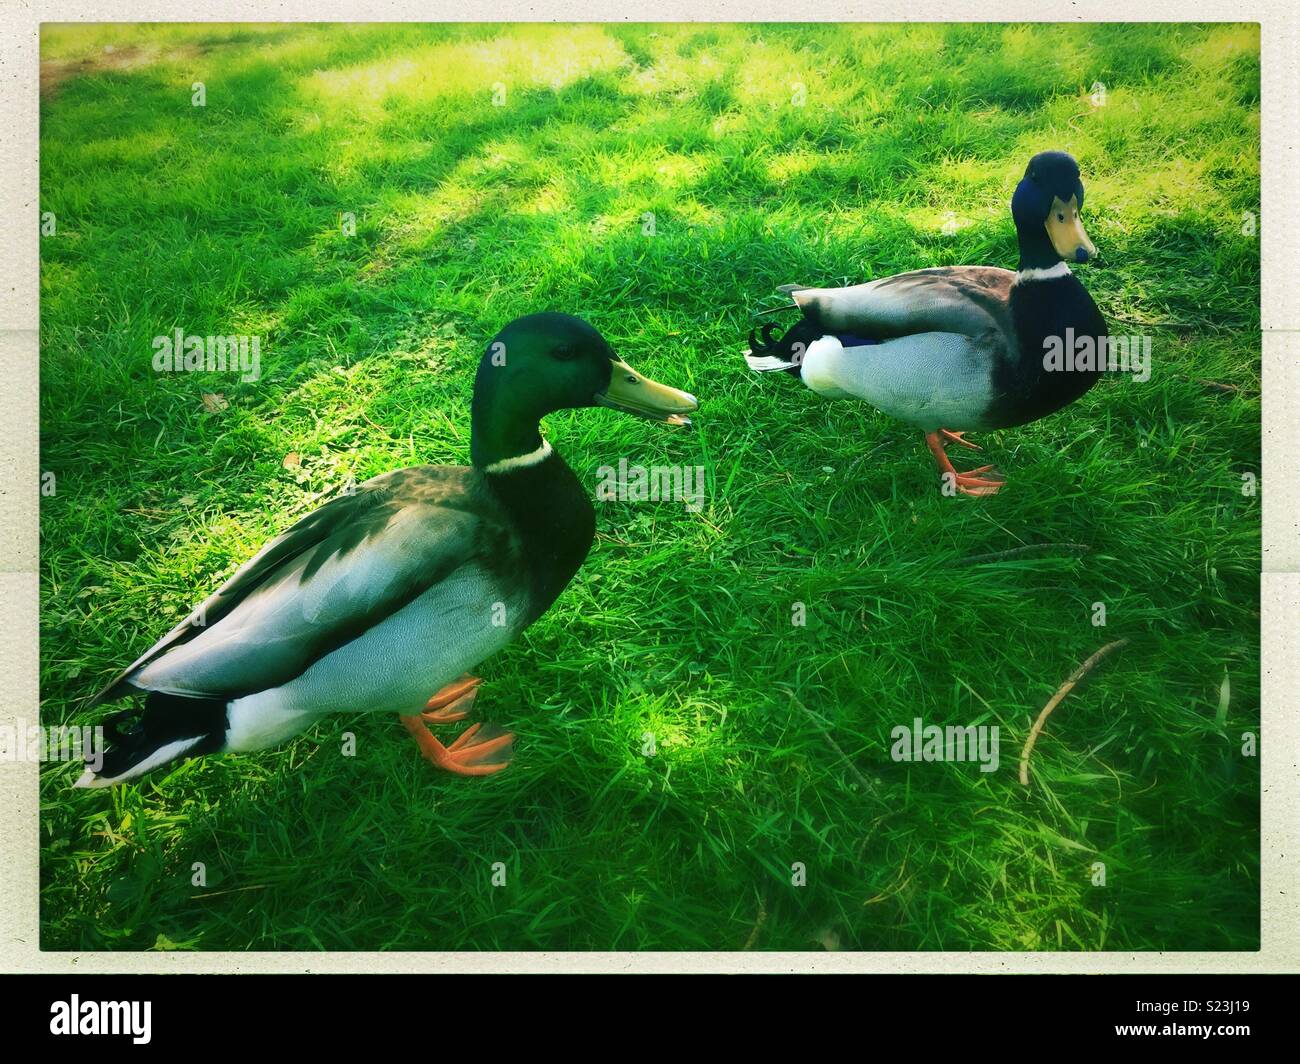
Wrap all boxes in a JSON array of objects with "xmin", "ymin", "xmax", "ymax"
[
  {"xmin": 421, "ymin": 674, "xmax": 481, "ymax": 723},
  {"xmin": 400, "ymin": 715, "xmax": 514, "ymax": 777},
  {"xmin": 925, "ymin": 431, "xmax": 1004, "ymax": 497}
]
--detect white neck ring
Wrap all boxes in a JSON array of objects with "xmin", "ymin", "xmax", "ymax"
[
  {"xmin": 484, "ymin": 438, "xmax": 553, "ymax": 474},
  {"xmin": 1014, "ymin": 261, "xmax": 1071, "ymax": 284}
]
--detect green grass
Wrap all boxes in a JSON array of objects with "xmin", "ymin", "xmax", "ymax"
[{"xmin": 39, "ymin": 22, "xmax": 1260, "ymax": 951}]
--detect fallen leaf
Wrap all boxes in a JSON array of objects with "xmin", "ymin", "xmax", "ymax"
[
  {"xmin": 201, "ymin": 393, "xmax": 228, "ymax": 413},
  {"xmin": 1216, "ymin": 670, "xmax": 1231, "ymax": 729},
  {"xmin": 282, "ymin": 452, "xmax": 301, "ymax": 469}
]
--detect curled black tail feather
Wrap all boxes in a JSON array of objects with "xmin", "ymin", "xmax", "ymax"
[
  {"xmin": 746, "ymin": 317, "xmax": 825, "ymax": 375},
  {"xmin": 747, "ymin": 322, "xmax": 788, "ymax": 354}
]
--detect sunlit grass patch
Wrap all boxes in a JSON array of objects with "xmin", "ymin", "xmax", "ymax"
[{"xmin": 301, "ymin": 25, "xmax": 625, "ymax": 120}]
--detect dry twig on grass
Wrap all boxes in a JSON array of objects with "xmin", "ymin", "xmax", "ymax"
[
  {"xmin": 742, "ymin": 895, "xmax": 768, "ymax": 950},
  {"xmin": 959, "ymin": 542, "xmax": 1092, "ymax": 566},
  {"xmin": 1018, "ymin": 638, "xmax": 1130, "ymax": 786},
  {"xmin": 780, "ymin": 687, "xmax": 875, "ymax": 793}
]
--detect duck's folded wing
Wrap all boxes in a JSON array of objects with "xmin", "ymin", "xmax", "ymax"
[
  {"xmin": 790, "ymin": 266, "xmax": 1016, "ymax": 341},
  {"xmin": 92, "ymin": 467, "xmax": 513, "ymax": 703}
]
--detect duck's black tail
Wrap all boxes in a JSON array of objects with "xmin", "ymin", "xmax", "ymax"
[
  {"xmin": 743, "ymin": 317, "xmax": 824, "ymax": 376},
  {"xmin": 74, "ymin": 690, "xmax": 228, "ymax": 788}
]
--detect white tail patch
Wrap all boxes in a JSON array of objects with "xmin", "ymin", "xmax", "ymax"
[
  {"xmin": 743, "ymin": 352, "xmax": 795, "ymax": 372},
  {"xmin": 72, "ymin": 734, "xmax": 205, "ymax": 789}
]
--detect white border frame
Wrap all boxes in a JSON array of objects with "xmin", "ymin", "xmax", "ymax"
[{"xmin": 3, "ymin": 2, "xmax": 1294, "ymax": 973}]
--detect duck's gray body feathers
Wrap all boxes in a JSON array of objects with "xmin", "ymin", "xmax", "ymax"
[
  {"xmin": 786, "ymin": 267, "xmax": 1016, "ymax": 432},
  {"xmin": 798, "ymin": 332, "xmax": 1001, "ymax": 432},
  {"xmin": 95, "ymin": 466, "xmax": 530, "ymax": 751}
]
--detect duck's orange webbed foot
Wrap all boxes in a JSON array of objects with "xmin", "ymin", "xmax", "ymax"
[
  {"xmin": 938, "ymin": 429, "xmax": 981, "ymax": 451},
  {"xmin": 925, "ymin": 430, "xmax": 1005, "ymax": 497},
  {"xmin": 400, "ymin": 715, "xmax": 515, "ymax": 777},
  {"xmin": 421, "ymin": 674, "xmax": 481, "ymax": 723}
]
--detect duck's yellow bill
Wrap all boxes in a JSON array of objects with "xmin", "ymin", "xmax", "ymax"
[
  {"xmin": 1045, "ymin": 195, "xmax": 1097, "ymax": 263},
  {"xmin": 596, "ymin": 359, "xmax": 697, "ymax": 427}
]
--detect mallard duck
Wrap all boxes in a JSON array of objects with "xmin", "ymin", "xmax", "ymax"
[
  {"xmin": 75, "ymin": 313, "xmax": 698, "ymax": 787},
  {"xmin": 744, "ymin": 150, "xmax": 1105, "ymax": 496}
]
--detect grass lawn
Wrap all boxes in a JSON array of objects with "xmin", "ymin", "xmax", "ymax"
[{"xmin": 38, "ymin": 22, "xmax": 1260, "ymax": 951}]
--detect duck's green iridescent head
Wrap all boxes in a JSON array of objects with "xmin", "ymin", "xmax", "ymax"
[{"xmin": 470, "ymin": 312, "xmax": 697, "ymax": 469}]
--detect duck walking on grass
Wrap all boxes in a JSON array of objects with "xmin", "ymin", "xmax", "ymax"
[
  {"xmin": 76, "ymin": 313, "xmax": 698, "ymax": 788},
  {"xmin": 744, "ymin": 151, "xmax": 1106, "ymax": 496}
]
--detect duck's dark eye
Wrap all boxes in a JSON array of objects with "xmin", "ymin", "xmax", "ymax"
[
  {"xmin": 552, "ymin": 346, "xmax": 579, "ymax": 361},
  {"xmin": 1057, "ymin": 212, "xmax": 1065, "ymax": 222}
]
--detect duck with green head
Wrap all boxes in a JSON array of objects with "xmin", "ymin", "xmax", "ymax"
[
  {"xmin": 744, "ymin": 150, "xmax": 1106, "ymax": 496},
  {"xmin": 76, "ymin": 313, "xmax": 697, "ymax": 787}
]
